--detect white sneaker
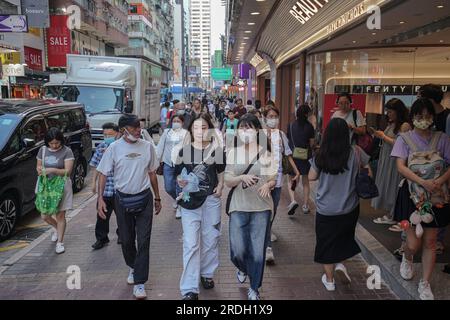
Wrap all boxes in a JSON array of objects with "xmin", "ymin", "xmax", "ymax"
[
  {"xmin": 270, "ymin": 232, "xmax": 278, "ymax": 242},
  {"xmin": 51, "ymin": 228, "xmax": 58, "ymax": 242},
  {"xmin": 237, "ymin": 270, "xmax": 247, "ymax": 284},
  {"xmin": 418, "ymin": 279, "xmax": 434, "ymax": 300},
  {"xmin": 247, "ymin": 288, "xmax": 260, "ymax": 300},
  {"xmin": 400, "ymin": 254, "xmax": 414, "ymax": 280},
  {"xmin": 321, "ymin": 274, "xmax": 335, "ymax": 291},
  {"xmin": 127, "ymin": 268, "xmax": 135, "ymax": 285},
  {"xmin": 334, "ymin": 263, "xmax": 351, "ymax": 284},
  {"xmin": 133, "ymin": 284, "xmax": 147, "ymax": 300},
  {"xmin": 265, "ymin": 247, "xmax": 275, "ymax": 264},
  {"xmin": 172, "ymin": 202, "xmax": 178, "ymax": 210},
  {"xmin": 55, "ymin": 242, "xmax": 65, "ymax": 254},
  {"xmin": 302, "ymin": 205, "xmax": 310, "ymax": 214},
  {"xmin": 175, "ymin": 207, "xmax": 182, "ymax": 219}
]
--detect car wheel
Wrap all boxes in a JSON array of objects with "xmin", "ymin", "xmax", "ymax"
[
  {"xmin": 0, "ymin": 194, "xmax": 20, "ymax": 241},
  {"xmin": 72, "ymin": 160, "xmax": 85, "ymax": 193}
]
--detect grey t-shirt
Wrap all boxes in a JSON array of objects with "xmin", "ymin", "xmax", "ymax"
[
  {"xmin": 37, "ymin": 146, "xmax": 75, "ymax": 179},
  {"xmin": 310, "ymin": 146, "xmax": 369, "ymax": 216}
]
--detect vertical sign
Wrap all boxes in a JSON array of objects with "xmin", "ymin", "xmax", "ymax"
[{"xmin": 46, "ymin": 15, "xmax": 71, "ymax": 67}]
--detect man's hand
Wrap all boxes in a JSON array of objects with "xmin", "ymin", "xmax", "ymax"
[
  {"xmin": 97, "ymin": 198, "xmax": 107, "ymax": 220},
  {"xmin": 154, "ymin": 200, "xmax": 162, "ymax": 215},
  {"xmin": 241, "ymin": 175, "xmax": 259, "ymax": 188},
  {"xmin": 213, "ymin": 183, "xmax": 223, "ymax": 198}
]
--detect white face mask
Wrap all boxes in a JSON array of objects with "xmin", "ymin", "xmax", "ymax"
[
  {"xmin": 266, "ymin": 118, "xmax": 279, "ymax": 129},
  {"xmin": 413, "ymin": 119, "xmax": 433, "ymax": 130},
  {"xmin": 125, "ymin": 129, "xmax": 138, "ymax": 142},
  {"xmin": 239, "ymin": 130, "xmax": 257, "ymax": 145},
  {"xmin": 172, "ymin": 122, "xmax": 182, "ymax": 130}
]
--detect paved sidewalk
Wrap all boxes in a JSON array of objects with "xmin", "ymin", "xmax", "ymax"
[{"xmin": 0, "ymin": 178, "xmax": 397, "ymax": 300}]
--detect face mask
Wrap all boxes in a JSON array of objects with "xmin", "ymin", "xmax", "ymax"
[
  {"xmin": 125, "ymin": 129, "xmax": 138, "ymax": 142},
  {"xmin": 172, "ymin": 122, "xmax": 182, "ymax": 130},
  {"xmin": 266, "ymin": 118, "xmax": 279, "ymax": 129},
  {"xmin": 413, "ymin": 119, "xmax": 433, "ymax": 130},
  {"xmin": 177, "ymin": 109, "xmax": 186, "ymax": 116},
  {"xmin": 104, "ymin": 137, "xmax": 115, "ymax": 145},
  {"xmin": 239, "ymin": 130, "xmax": 257, "ymax": 144}
]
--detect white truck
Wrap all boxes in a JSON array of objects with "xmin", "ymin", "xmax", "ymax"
[{"xmin": 44, "ymin": 54, "xmax": 162, "ymax": 148}]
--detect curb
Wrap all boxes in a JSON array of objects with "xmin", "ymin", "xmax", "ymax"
[
  {"xmin": 355, "ymin": 223, "xmax": 419, "ymax": 300},
  {"xmin": 0, "ymin": 194, "xmax": 97, "ymax": 276}
]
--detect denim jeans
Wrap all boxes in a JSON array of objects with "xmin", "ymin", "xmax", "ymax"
[
  {"xmin": 229, "ymin": 210, "xmax": 271, "ymax": 291},
  {"xmin": 163, "ymin": 163, "xmax": 178, "ymax": 200},
  {"xmin": 180, "ymin": 195, "xmax": 222, "ymax": 295},
  {"xmin": 266, "ymin": 187, "xmax": 281, "ymax": 248}
]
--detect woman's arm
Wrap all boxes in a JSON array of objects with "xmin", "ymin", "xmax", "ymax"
[
  {"xmin": 396, "ymin": 158, "xmax": 438, "ymax": 193},
  {"xmin": 45, "ymin": 159, "xmax": 74, "ymax": 176},
  {"xmin": 288, "ymin": 155, "xmax": 301, "ymax": 180}
]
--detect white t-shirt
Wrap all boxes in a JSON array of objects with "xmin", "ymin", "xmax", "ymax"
[
  {"xmin": 97, "ymin": 138, "xmax": 158, "ymax": 194},
  {"xmin": 270, "ymin": 130, "xmax": 292, "ymax": 188},
  {"xmin": 331, "ymin": 109, "xmax": 366, "ymax": 141}
]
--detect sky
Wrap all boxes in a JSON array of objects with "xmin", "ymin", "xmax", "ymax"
[{"xmin": 210, "ymin": 0, "xmax": 226, "ymax": 53}]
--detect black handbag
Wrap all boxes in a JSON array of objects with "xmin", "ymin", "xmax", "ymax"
[
  {"xmin": 117, "ymin": 189, "xmax": 152, "ymax": 214},
  {"xmin": 355, "ymin": 147, "xmax": 379, "ymax": 199}
]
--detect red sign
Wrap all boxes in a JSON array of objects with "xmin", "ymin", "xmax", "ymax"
[
  {"xmin": 46, "ymin": 15, "xmax": 71, "ymax": 67},
  {"xmin": 323, "ymin": 94, "xmax": 367, "ymax": 131},
  {"xmin": 24, "ymin": 47, "xmax": 43, "ymax": 71}
]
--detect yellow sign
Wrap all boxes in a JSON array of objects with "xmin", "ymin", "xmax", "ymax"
[
  {"xmin": 29, "ymin": 28, "xmax": 41, "ymax": 38},
  {"xmin": 0, "ymin": 52, "xmax": 20, "ymax": 65}
]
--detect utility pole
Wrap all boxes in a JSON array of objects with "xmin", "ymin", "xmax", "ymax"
[{"xmin": 181, "ymin": 0, "xmax": 186, "ymax": 101}]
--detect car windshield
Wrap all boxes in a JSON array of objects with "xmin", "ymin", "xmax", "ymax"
[
  {"xmin": 0, "ymin": 114, "xmax": 20, "ymax": 151},
  {"xmin": 46, "ymin": 85, "xmax": 124, "ymax": 114}
]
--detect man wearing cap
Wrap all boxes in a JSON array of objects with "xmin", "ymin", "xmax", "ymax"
[{"xmin": 97, "ymin": 114, "xmax": 161, "ymax": 300}]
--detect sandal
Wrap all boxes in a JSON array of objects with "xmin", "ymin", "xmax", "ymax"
[
  {"xmin": 200, "ymin": 277, "xmax": 215, "ymax": 290},
  {"xmin": 388, "ymin": 224, "xmax": 403, "ymax": 232},
  {"xmin": 373, "ymin": 215, "xmax": 396, "ymax": 225}
]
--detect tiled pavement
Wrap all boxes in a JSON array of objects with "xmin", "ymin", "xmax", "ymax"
[{"xmin": 0, "ymin": 178, "xmax": 398, "ymax": 300}]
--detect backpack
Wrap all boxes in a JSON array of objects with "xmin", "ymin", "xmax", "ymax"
[
  {"xmin": 400, "ymin": 131, "xmax": 449, "ymax": 206},
  {"xmin": 352, "ymin": 110, "xmax": 374, "ymax": 156}
]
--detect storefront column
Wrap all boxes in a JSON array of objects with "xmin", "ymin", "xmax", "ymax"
[{"xmin": 276, "ymin": 64, "xmax": 296, "ymax": 132}]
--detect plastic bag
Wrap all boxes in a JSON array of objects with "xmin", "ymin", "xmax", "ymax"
[{"xmin": 177, "ymin": 168, "xmax": 200, "ymax": 202}]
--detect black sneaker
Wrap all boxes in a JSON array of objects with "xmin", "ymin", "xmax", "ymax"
[
  {"xmin": 182, "ymin": 292, "xmax": 199, "ymax": 300},
  {"xmin": 92, "ymin": 239, "xmax": 109, "ymax": 250},
  {"xmin": 200, "ymin": 277, "xmax": 215, "ymax": 289},
  {"xmin": 443, "ymin": 264, "xmax": 450, "ymax": 274}
]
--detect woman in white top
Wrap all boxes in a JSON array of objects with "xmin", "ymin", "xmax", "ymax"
[{"xmin": 156, "ymin": 114, "xmax": 188, "ymax": 218}]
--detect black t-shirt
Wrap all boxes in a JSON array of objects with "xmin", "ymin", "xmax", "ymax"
[
  {"xmin": 434, "ymin": 109, "xmax": 450, "ymax": 133},
  {"xmin": 287, "ymin": 121, "xmax": 315, "ymax": 150},
  {"xmin": 175, "ymin": 145, "xmax": 226, "ymax": 210}
]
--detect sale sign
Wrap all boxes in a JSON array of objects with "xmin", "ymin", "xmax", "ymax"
[
  {"xmin": 46, "ymin": 15, "xmax": 71, "ymax": 67},
  {"xmin": 322, "ymin": 94, "xmax": 367, "ymax": 131},
  {"xmin": 24, "ymin": 46, "xmax": 43, "ymax": 70}
]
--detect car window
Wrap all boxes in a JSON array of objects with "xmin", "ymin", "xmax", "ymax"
[
  {"xmin": 46, "ymin": 112, "xmax": 71, "ymax": 133},
  {"xmin": 21, "ymin": 118, "xmax": 47, "ymax": 145},
  {"xmin": 3, "ymin": 133, "xmax": 21, "ymax": 157},
  {"xmin": 69, "ymin": 109, "xmax": 86, "ymax": 131}
]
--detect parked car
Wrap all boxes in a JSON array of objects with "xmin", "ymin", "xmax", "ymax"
[{"xmin": 0, "ymin": 99, "xmax": 92, "ymax": 241}]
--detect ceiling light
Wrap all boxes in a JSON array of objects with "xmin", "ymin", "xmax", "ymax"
[
  {"xmin": 243, "ymin": 37, "xmax": 250, "ymax": 39},
  {"xmin": 250, "ymin": 12, "xmax": 260, "ymax": 15},
  {"xmin": 440, "ymin": 40, "xmax": 444, "ymax": 43},
  {"xmin": 437, "ymin": 5, "xmax": 444, "ymax": 9},
  {"xmin": 399, "ymin": 21, "xmax": 405, "ymax": 24},
  {"xmin": 248, "ymin": 22, "xmax": 255, "ymax": 25},
  {"xmin": 352, "ymin": 40, "xmax": 357, "ymax": 43},
  {"xmin": 372, "ymin": 32, "xmax": 376, "ymax": 35},
  {"xmin": 241, "ymin": 42, "xmax": 247, "ymax": 45},
  {"xmin": 245, "ymin": 30, "xmax": 252, "ymax": 33}
]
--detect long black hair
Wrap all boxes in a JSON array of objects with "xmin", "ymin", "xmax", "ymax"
[
  {"xmin": 315, "ymin": 118, "xmax": 351, "ymax": 174},
  {"xmin": 187, "ymin": 112, "xmax": 216, "ymax": 142},
  {"xmin": 235, "ymin": 113, "xmax": 271, "ymax": 152},
  {"xmin": 44, "ymin": 127, "xmax": 65, "ymax": 147},
  {"xmin": 296, "ymin": 104, "xmax": 311, "ymax": 125},
  {"xmin": 410, "ymin": 97, "xmax": 436, "ymax": 123},
  {"xmin": 384, "ymin": 98, "xmax": 409, "ymax": 134}
]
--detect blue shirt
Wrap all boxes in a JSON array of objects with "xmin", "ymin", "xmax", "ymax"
[{"xmin": 90, "ymin": 142, "xmax": 115, "ymax": 198}]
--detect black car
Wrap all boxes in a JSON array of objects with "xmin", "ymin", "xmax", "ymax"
[{"xmin": 0, "ymin": 99, "xmax": 92, "ymax": 241}]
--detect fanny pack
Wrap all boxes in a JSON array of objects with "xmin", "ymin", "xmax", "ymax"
[{"xmin": 117, "ymin": 189, "xmax": 152, "ymax": 214}]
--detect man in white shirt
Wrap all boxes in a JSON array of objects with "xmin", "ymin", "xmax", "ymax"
[
  {"xmin": 97, "ymin": 114, "xmax": 161, "ymax": 300},
  {"xmin": 331, "ymin": 92, "xmax": 367, "ymax": 142}
]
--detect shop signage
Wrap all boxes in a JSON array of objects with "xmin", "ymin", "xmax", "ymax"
[
  {"xmin": 2, "ymin": 64, "xmax": 25, "ymax": 77},
  {"xmin": 211, "ymin": 68, "xmax": 232, "ymax": 81},
  {"xmin": 0, "ymin": 15, "xmax": 28, "ymax": 32},
  {"xmin": 334, "ymin": 85, "xmax": 450, "ymax": 95},
  {"xmin": 290, "ymin": 0, "xmax": 331, "ymax": 25},
  {"xmin": 21, "ymin": 0, "xmax": 50, "ymax": 28},
  {"xmin": 0, "ymin": 52, "xmax": 20, "ymax": 65},
  {"xmin": 46, "ymin": 15, "xmax": 71, "ymax": 68},
  {"xmin": 326, "ymin": 2, "xmax": 365, "ymax": 35},
  {"xmin": 24, "ymin": 47, "xmax": 43, "ymax": 71}
]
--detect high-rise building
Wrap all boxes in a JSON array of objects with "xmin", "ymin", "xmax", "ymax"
[{"xmin": 189, "ymin": 0, "xmax": 211, "ymax": 89}]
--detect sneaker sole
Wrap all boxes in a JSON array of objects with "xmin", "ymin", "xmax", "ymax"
[
  {"xmin": 134, "ymin": 295, "xmax": 147, "ymax": 300},
  {"xmin": 335, "ymin": 269, "xmax": 351, "ymax": 284},
  {"xmin": 288, "ymin": 204, "xmax": 299, "ymax": 216}
]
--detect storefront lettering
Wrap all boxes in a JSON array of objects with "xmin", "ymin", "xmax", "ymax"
[
  {"xmin": 335, "ymin": 85, "xmax": 449, "ymax": 94},
  {"xmin": 326, "ymin": 2, "xmax": 365, "ymax": 34},
  {"xmin": 49, "ymin": 36, "xmax": 69, "ymax": 46},
  {"xmin": 290, "ymin": 0, "xmax": 330, "ymax": 25}
]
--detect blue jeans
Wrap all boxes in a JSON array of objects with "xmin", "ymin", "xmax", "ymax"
[
  {"xmin": 229, "ymin": 210, "xmax": 271, "ymax": 291},
  {"xmin": 163, "ymin": 163, "xmax": 178, "ymax": 200},
  {"xmin": 266, "ymin": 187, "xmax": 281, "ymax": 248}
]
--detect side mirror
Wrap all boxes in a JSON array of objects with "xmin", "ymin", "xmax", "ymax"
[
  {"xmin": 125, "ymin": 101, "xmax": 134, "ymax": 114},
  {"xmin": 23, "ymin": 138, "xmax": 35, "ymax": 148}
]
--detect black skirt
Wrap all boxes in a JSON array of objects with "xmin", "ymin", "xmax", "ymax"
[
  {"xmin": 394, "ymin": 181, "xmax": 450, "ymax": 229},
  {"xmin": 314, "ymin": 205, "xmax": 361, "ymax": 264}
]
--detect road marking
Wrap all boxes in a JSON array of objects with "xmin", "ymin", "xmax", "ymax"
[
  {"xmin": 15, "ymin": 223, "xmax": 47, "ymax": 231},
  {"xmin": 0, "ymin": 242, "xmax": 29, "ymax": 252}
]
